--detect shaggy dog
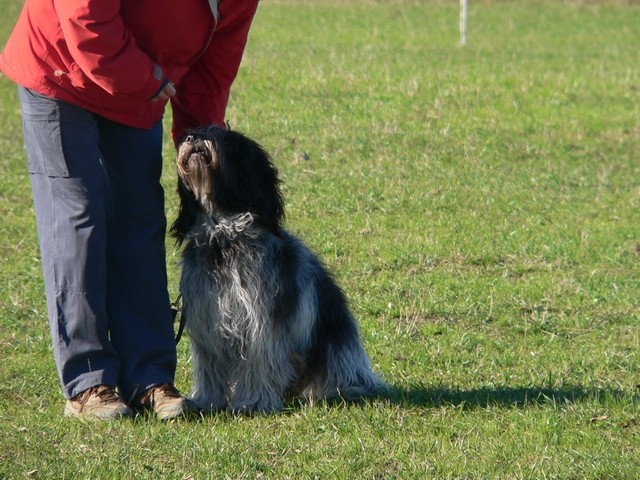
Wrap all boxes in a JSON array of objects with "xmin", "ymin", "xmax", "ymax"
[{"xmin": 172, "ymin": 126, "xmax": 385, "ymax": 413}]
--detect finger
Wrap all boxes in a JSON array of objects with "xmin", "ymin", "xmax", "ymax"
[{"xmin": 164, "ymin": 82, "xmax": 176, "ymax": 97}]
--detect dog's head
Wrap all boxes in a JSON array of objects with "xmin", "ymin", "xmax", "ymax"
[{"xmin": 171, "ymin": 126, "xmax": 284, "ymax": 243}]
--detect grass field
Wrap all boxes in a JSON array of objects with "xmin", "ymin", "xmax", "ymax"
[{"xmin": 1, "ymin": 0, "xmax": 639, "ymax": 478}]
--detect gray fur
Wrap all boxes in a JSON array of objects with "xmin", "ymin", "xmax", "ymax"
[{"xmin": 174, "ymin": 128, "xmax": 386, "ymax": 413}]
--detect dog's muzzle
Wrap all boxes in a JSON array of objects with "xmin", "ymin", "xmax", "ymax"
[{"xmin": 178, "ymin": 136, "xmax": 211, "ymax": 170}]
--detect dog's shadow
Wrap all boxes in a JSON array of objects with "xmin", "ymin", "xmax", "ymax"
[
  {"xmin": 185, "ymin": 384, "xmax": 625, "ymax": 419},
  {"xmin": 187, "ymin": 384, "xmax": 626, "ymax": 419},
  {"xmin": 291, "ymin": 383, "xmax": 626, "ymax": 412}
]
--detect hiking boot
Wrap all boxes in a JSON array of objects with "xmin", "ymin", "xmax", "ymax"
[
  {"xmin": 134, "ymin": 384, "xmax": 198, "ymax": 420},
  {"xmin": 64, "ymin": 385, "xmax": 134, "ymax": 420}
]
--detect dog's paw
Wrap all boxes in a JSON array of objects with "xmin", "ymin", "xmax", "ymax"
[
  {"xmin": 190, "ymin": 392, "xmax": 227, "ymax": 412},
  {"xmin": 229, "ymin": 397, "xmax": 283, "ymax": 415}
]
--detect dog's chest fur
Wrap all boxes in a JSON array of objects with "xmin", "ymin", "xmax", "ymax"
[{"xmin": 179, "ymin": 213, "xmax": 316, "ymax": 358}]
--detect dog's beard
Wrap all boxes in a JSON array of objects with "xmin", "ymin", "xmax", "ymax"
[{"xmin": 177, "ymin": 139, "xmax": 217, "ymax": 206}]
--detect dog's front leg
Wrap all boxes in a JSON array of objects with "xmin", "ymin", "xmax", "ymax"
[
  {"xmin": 228, "ymin": 349, "xmax": 295, "ymax": 414},
  {"xmin": 190, "ymin": 340, "xmax": 229, "ymax": 411}
]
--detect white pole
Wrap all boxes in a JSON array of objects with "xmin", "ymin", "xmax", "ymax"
[{"xmin": 460, "ymin": 0, "xmax": 468, "ymax": 46}]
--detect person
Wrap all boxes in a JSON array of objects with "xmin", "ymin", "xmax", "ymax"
[{"xmin": 0, "ymin": 0, "xmax": 259, "ymax": 420}]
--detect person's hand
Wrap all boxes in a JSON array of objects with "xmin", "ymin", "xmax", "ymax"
[{"xmin": 151, "ymin": 82, "xmax": 176, "ymax": 102}]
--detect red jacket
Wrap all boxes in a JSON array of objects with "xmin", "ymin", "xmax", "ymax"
[{"xmin": 0, "ymin": 0, "xmax": 258, "ymax": 140}]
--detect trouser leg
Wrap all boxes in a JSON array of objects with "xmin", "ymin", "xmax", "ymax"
[
  {"xmin": 19, "ymin": 87, "xmax": 176, "ymax": 401},
  {"xmin": 97, "ymin": 117, "xmax": 176, "ymax": 401},
  {"xmin": 19, "ymin": 87, "xmax": 119, "ymax": 398}
]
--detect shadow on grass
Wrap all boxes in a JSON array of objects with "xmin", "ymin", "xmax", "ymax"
[
  {"xmin": 380, "ymin": 383, "xmax": 629, "ymax": 410},
  {"xmin": 188, "ymin": 385, "xmax": 632, "ymax": 419}
]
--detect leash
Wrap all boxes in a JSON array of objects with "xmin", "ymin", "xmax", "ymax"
[{"xmin": 171, "ymin": 293, "xmax": 188, "ymax": 344}]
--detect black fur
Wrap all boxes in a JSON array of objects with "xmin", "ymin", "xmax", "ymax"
[
  {"xmin": 172, "ymin": 126, "xmax": 385, "ymax": 412},
  {"xmin": 171, "ymin": 128, "xmax": 284, "ymax": 242}
]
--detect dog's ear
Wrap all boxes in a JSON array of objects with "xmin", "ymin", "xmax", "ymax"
[
  {"xmin": 170, "ymin": 178, "xmax": 201, "ymax": 244},
  {"xmin": 221, "ymin": 131, "xmax": 285, "ymax": 233}
]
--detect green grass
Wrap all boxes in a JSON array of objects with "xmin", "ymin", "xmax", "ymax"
[{"xmin": 1, "ymin": 0, "xmax": 639, "ymax": 478}]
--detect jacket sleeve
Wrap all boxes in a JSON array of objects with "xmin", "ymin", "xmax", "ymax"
[
  {"xmin": 53, "ymin": 0, "xmax": 166, "ymax": 99},
  {"xmin": 170, "ymin": 0, "xmax": 259, "ymax": 143}
]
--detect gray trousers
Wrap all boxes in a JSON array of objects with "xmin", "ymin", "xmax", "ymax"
[{"xmin": 19, "ymin": 87, "xmax": 176, "ymax": 401}]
